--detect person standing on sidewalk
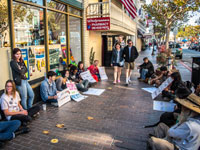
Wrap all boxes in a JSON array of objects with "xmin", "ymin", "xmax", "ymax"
[
  {"xmin": 10, "ymin": 48, "xmax": 34, "ymax": 110},
  {"xmin": 123, "ymin": 39, "xmax": 139, "ymax": 86},
  {"xmin": 111, "ymin": 42, "xmax": 124, "ymax": 84}
]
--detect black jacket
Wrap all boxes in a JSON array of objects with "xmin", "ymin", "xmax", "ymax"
[
  {"xmin": 10, "ymin": 60, "xmax": 27, "ymax": 86},
  {"xmin": 111, "ymin": 48, "xmax": 124, "ymax": 64},
  {"xmin": 139, "ymin": 61, "xmax": 154, "ymax": 77},
  {"xmin": 123, "ymin": 45, "xmax": 139, "ymax": 62}
]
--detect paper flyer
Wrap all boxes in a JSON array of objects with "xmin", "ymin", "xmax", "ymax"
[{"xmin": 83, "ymin": 88, "xmax": 105, "ymax": 96}]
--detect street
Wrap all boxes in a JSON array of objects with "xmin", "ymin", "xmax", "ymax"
[{"xmin": 182, "ymin": 48, "xmax": 200, "ymax": 65}]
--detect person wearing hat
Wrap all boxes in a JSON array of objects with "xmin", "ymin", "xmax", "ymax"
[{"xmin": 147, "ymin": 94, "xmax": 200, "ymax": 150}]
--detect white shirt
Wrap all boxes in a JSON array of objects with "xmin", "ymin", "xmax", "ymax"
[{"xmin": 1, "ymin": 92, "xmax": 21, "ymax": 120}]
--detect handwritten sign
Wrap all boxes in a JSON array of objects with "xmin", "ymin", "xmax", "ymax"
[
  {"xmin": 151, "ymin": 77, "xmax": 173, "ymax": 99},
  {"xmin": 66, "ymin": 82, "xmax": 79, "ymax": 95},
  {"xmin": 99, "ymin": 67, "xmax": 108, "ymax": 80},
  {"xmin": 57, "ymin": 89, "xmax": 71, "ymax": 107},
  {"xmin": 80, "ymin": 70, "xmax": 96, "ymax": 83}
]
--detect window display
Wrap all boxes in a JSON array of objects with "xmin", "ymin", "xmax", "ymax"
[
  {"xmin": 13, "ymin": 2, "xmax": 46, "ymax": 80},
  {"xmin": 48, "ymin": 10, "xmax": 67, "ymax": 74},
  {"xmin": 69, "ymin": 16, "xmax": 81, "ymax": 64}
]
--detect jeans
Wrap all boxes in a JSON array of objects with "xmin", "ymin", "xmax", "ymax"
[
  {"xmin": 46, "ymin": 99, "xmax": 57, "ymax": 103},
  {"xmin": 16, "ymin": 80, "xmax": 35, "ymax": 110},
  {"xmin": 141, "ymin": 69, "xmax": 148, "ymax": 80},
  {"xmin": 0, "ymin": 120, "xmax": 21, "ymax": 141},
  {"xmin": 76, "ymin": 80, "xmax": 89, "ymax": 92},
  {"xmin": 11, "ymin": 106, "xmax": 40, "ymax": 124}
]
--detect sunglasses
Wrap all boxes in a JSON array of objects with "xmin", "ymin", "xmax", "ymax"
[{"xmin": 128, "ymin": 43, "xmax": 132, "ymax": 44}]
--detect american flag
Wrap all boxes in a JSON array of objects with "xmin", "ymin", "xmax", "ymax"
[{"xmin": 120, "ymin": 0, "xmax": 137, "ymax": 19}]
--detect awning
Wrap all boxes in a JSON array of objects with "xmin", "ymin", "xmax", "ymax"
[{"xmin": 137, "ymin": 29, "xmax": 144, "ymax": 38}]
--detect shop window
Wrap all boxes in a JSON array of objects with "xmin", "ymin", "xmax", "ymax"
[
  {"xmin": 47, "ymin": 0, "xmax": 66, "ymax": 12},
  {"xmin": 48, "ymin": 11, "xmax": 67, "ymax": 74},
  {"xmin": 0, "ymin": 0, "xmax": 12, "ymax": 90},
  {"xmin": 69, "ymin": 16, "xmax": 81, "ymax": 64},
  {"xmin": 69, "ymin": 7, "xmax": 81, "ymax": 16},
  {"xmin": 13, "ymin": 2, "xmax": 46, "ymax": 81}
]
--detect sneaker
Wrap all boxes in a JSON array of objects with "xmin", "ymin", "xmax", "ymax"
[
  {"xmin": 15, "ymin": 127, "xmax": 30, "ymax": 136},
  {"xmin": 125, "ymin": 83, "xmax": 129, "ymax": 86},
  {"xmin": 51, "ymin": 102, "xmax": 58, "ymax": 107},
  {"xmin": 128, "ymin": 79, "xmax": 132, "ymax": 83}
]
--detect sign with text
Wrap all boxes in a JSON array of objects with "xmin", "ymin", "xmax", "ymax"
[
  {"xmin": 151, "ymin": 77, "xmax": 173, "ymax": 99},
  {"xmin": 87, "ymin": 17, "xmax": 110, "ymax": 30},
  {"xmin": 57, "ymin": 89, "xmax": 71, "ymax": 107},
  {"xmin": 99, "ymin": 67, "xmax": 108, "ymax": 80},
  {"xmin": 80, "ymin": 70, "xmax": 96, "ymax": 83},
  {"xmin": 66, "ymin": 82, "xmax": 79, "ymax": 95}
]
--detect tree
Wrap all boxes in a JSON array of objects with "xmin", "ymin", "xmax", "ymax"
[
  {"xmin": 143, "ymin": 0, "xmax": 200, "ymax": 50},
  {"xmin": 177, "ymin": 25, "xmax": 200, "ymax": 38}
]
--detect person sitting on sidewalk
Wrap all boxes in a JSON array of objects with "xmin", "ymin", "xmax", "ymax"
[
  {"xmin": 1, "ymin": 80, "xmax": 40, "ymax": 126},
  {"xmin": 56, "ymin": 70, "xmax": 70, "ymax": 91},
  {"xmin": 69, "ymin": 65, "xmax": 89, "ymax": 92},
  {"xmin": 195, "ymin": 84, "xmax": 200, "ymax": 96},
  {"xmin": 76, "ymin": 61, "xmax": 87, "ymax": 80},
  {"xmin": 147, "ymin": 94, "xmax": 200, "ymax": 150},
  {"xmin": 137, "ymin": 57, "xmax": 154, "ymax": 82},
  {"xmin": 150, "ymin": 66, "xmax": 171, "ymax": 87},
  {"xmin": 40, "ymin": 71, "xmax": 58, "ymax": 103},
  {"xmin": 88, "ymin": 60, "xmax": 100, "ymax": 82}
]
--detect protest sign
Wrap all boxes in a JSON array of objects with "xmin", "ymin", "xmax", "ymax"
[
  {"xmin": 80, "ymin": 70, "xmax": 96, "ymax": 83},
  {"xmin": 142, "ymin": 87, "xmax": 157, "ymax": 94},
  {"xmin": 57, "ymin": 89, "xmax": 71, "ymax": 107},
  {"xmin": 153, "ymin": 101, "xmax": 176, "ymax": 112},
  {"xmin": 66, "ymin": 82, "xmax": 79, "ymax": 95},
  {"xmin": 151, "ymin": 77, "xmax": 173, "ymax": 99},
  {"xmin": 99, "ymin": 67, "xmax": 108, "ymax": 80},
  {"xmin": 83, "ymin": 88, "xmax": 105, "ymax": 96},
  {"xmin": 66, "ymin": 82, "xmax": 87, "ymax": 102},
  {"xmin": 71, "ymin": 94, "xmax": 88, "ymax": 102}
]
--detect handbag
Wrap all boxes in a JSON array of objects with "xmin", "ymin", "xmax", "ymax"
[{"xmin": 119, "ymin": 59, "xmax": 125, "ymax": 66}]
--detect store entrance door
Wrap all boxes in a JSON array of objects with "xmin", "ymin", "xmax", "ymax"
[{"xmin": 102, "ymin": 35, "xmax": 116, "ymax": 67}]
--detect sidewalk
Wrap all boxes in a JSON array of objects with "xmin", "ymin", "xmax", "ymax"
[{"xmin": 4, "ymin": 49, "xmax": 191, "ymax": 150}]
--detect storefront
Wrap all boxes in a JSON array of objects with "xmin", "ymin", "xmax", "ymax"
[{"xmin": 0, "ymin": 0, "xmax": 83, "ymax": 91}]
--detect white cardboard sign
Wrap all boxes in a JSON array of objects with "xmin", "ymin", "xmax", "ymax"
[
  {"xmin": 151, "ymin": 77, "xmax": 173, "ymax": 99},
  {"xmin": 142, "ymin": 87, "xmax": 157, "ymax": 94},
  {"xmin": 99, "ymin": 67, "xmax": 108, "ymax": 80},
  {"xmin": 71, "ymin": 94, "xmax": 88, "ymax": 102},
  {"xmin": 57, "ymin": 88, "xmax": 71, "ymax": 107},
  {"xmin": 153, "ymin": 101, "xmax": 176, "ymax": 112},
  {"xmin": 80, "ymin": 70, "xmax": 96, "ymax": 83},
  {"xmin": 83, "ymin": 88, "xmax": 105, "ymax": 96}
]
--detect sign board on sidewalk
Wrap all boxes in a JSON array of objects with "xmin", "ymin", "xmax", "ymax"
[
  {"xmin": 83, "ymin": 88, "xmax": 105, "ymax": 96},
  {"xmin": 87, "ymin": 17, "xmax": 110, "ymax": 30},
  {"xmin": 142, "ymin": 87, "xmax": 157, "ymax": 94},
  {"xmin": 66, "ymin": 82, "xmax": 87, "ymax": 102},
  {"xmin": 153, "ymin": 101, "xmax": 176, "ymax": 112},
  {"xmin": 99, "ymin": 67, "xmax": 108, "ymax": 80},
  {"xmin": 80, "ymin": 70, "xmax": 96, "ymax": 83},
  {"xmin": 57, "ymin": 88, "xmax": 71, "ymax": 107},
  {"xmin": 151, "ymin": 77, "xmax": 173, "ymax": 99}
]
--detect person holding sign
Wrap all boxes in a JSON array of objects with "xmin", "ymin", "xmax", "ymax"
[
  {"xmin": 88, "ymin": 60, "xmax": 100, "ymax": 82},
  {"xmin": 147, "ymin": 94, "xmax": 200, "ymax": 150},
  {"xmin": 40, "ymin": 71, "xmax": 58, "ymax": 103},
  {"xmin": 111, "ymin": 42, "xmax": 124, "ymax": 84},
  {"xmin": 10, "ymin": 48, "xmax": 34, "ymax": 110},
  {"xmin": 123, "ymin": 39, "xmax": 139, "ymax": 86}
]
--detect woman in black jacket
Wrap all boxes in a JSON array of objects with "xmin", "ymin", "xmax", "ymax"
[
  {"xmin": 111, "ymin": 42, "xmax": 124, "ymax": 84},
  {"xmin": 10, "ymin": 48, "xmax": 34, "ymax": 110}
]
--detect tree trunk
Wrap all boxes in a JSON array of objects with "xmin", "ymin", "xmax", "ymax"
[{"xmin": 165, "ymin": 26, "xmax": 170, "ymax": 50}]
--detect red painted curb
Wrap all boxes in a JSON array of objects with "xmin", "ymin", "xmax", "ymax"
[{"xmin": 179, "ymin": 61, "xmax": 192, "ymax": 72}]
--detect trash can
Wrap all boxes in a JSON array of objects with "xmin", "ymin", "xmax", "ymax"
[{"xmin": 192, "ymin": 57, "xmax": 200, "ymax": 88}]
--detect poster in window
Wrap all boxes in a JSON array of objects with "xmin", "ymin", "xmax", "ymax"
[{"xmin": 107, "ymin": 37, "xmax": 113, "ymax": 51}]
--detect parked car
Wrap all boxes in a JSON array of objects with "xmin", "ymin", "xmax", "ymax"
[{"xmin": 172, "ymin": 43, "xmax": 182, "ymax": 59}]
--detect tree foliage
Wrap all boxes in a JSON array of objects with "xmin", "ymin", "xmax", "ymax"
[
  {"xmin": 177, "ymin": 25, "xmax": 200, "ymax": 38},
  {"xmin": 143, "ymin": 0, "xmax": 200, "ymax": 49}
]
